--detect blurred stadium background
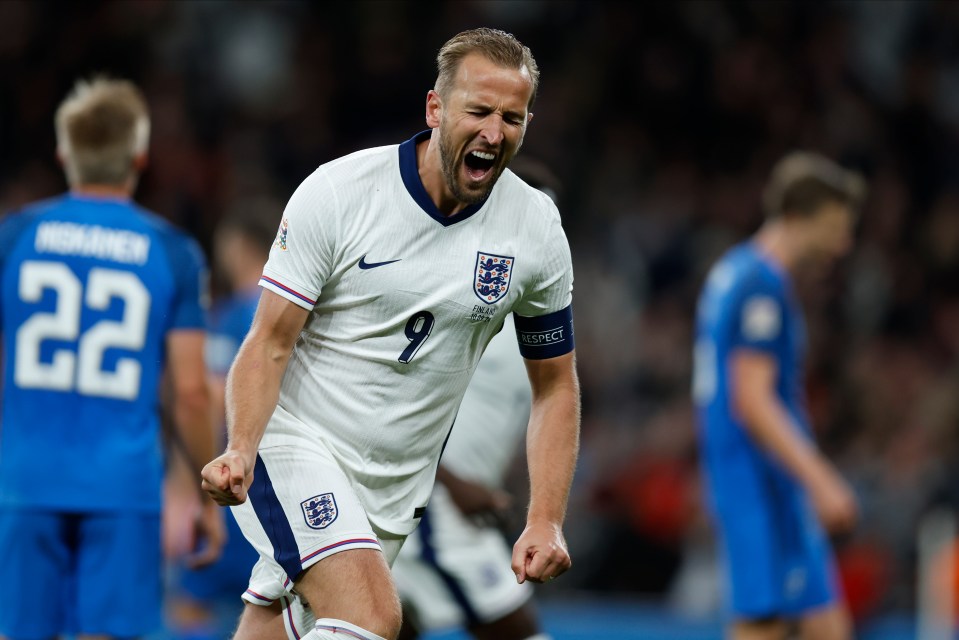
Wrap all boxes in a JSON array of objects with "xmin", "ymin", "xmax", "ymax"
[{"xmin": 3, "ymin": 1, "xmax": 959, "ymax": 638}]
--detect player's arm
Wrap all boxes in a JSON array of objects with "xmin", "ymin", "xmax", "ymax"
[
  {"xmin": 166, "ymin": 329, "xmax": 225, "ymax": 567},
  {"xmin": 731, "ymin": 350, "xmax": 857, "ymax": 533},
  {"xmin": 511, "ymin": 350, "xmax": 580, "ymax": 584},
  {"xmin": 201, "ymin": 290, "xmax": 309, "ymax": 506},
  {"xmin": 435, "ymin": 465, "xmax": 512, "ymax": 520}
]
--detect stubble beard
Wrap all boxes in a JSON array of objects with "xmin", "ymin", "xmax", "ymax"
[{"xmin": 438, "ymin": 123, "xmax": 509, "ymax": 206}]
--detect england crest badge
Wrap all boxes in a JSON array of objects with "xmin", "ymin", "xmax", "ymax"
[
  {"xmin": 301, "ymin": 493, "xmax": 338, "ymax": 530},
  {"xmin": 474, "ymin": 252, "xmax": 514, "ymax": 304}
]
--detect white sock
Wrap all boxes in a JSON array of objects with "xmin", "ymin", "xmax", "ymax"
[
  {"xmin": 302, "ymin": 617, "xmax": 389, "ymax": 640},
  {"xmin": 523, "ymin": 635, "xmax": 553, "ymax": 640}
]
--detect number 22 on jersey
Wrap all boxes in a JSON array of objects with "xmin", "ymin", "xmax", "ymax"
[{"xmin": 14, "ymin": 260, "xmax": 151, "ymax": 400}]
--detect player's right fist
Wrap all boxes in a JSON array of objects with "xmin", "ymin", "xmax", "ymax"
[{"xmin": 201, "ymin": 450, "xmax": 254, "ymax": 506}]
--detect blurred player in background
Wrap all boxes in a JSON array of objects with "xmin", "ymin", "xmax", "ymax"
[
  {"xmin": 0, "ymin": 77, "xmax": 223, "ymax": 640},
  {"xmin": 201, "ymin": 27, "xmax": 580, "ymax": 640},
  {"xmin": 693, "ymin": 152, "xmax": 866, "ymax": 640},
  {"xmin": 165, "ymin": 204, "xmax": 277, "ymax": 639},
  {"xmin": 392, "ymin": 158, "xmax": 560, "ymax": 640}
]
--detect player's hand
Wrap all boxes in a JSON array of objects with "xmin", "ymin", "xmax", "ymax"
[
  {"xmin": 810, "ymin": 466, "xmax": 859, "ymax": 534},
  {"xmin": 511, "ymin": 519, "xmax": 571, "ymax": 584},
  {"xmin": 201, "ymin": 449, "xmax": 254, "ymax": 506},
  {"xmin": 185, "ymin": 499, "xmax": 227, "ymax": 569}
]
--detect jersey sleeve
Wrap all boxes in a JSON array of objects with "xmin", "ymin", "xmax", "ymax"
[
  {"xmin": 259, "ymin": 169, "xmax": 338, "ymax": 310},
  {"xmin": 159, "ymin": 231, "xmax": 209, "ymax": 331},
  {"xmin": 0, "ymin": 210, "xmax": 41, "ymax": 319},
  {"xmin": 512, "ymin": 207, "xmax": 575, "ymax": 359},
  {"xmin": 729, "ymin": 274, "xmax": 786, "ymax": 355}
]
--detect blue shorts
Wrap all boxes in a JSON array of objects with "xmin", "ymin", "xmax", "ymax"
[
  {"xmin": 711, "ymin": 473, "xmax": 839, "ymax": 620},
  {"xmin": 0, "ymin": 509, "xmax": 162, "ymax": 638}
]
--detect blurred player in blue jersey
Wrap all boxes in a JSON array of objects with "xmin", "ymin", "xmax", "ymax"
[
  {"xmin": 0, "ymin": 77, "xmax": 224, "ymax": 640},
  {"xmin": 166, "ymin": 205, "xmax": 275, "ymax": 639},
  {"xmin": 693, "ymin": 152, "xmax": 866, "ymax": 640}
]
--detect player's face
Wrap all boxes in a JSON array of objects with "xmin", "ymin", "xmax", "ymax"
[
  {"xmin": 433, "ymin": 53, "xmax": 534, "ymax": 205},
  {"xmin": 801, "ymin": 200, "xmax": 856, "ymax": 270}
]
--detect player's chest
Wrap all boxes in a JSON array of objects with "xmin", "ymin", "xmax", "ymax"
[{"xmin": 323, "ymin": 215, "xmax": 530, "ymax": 325}]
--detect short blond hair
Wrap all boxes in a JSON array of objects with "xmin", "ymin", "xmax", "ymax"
[
  {"xmin": 435, "ymin": 28, "xmax": 540, "ymax": 109},
  {"xmin": 55, "ymin": 77, "xmax": 150, "ymax": 187},
  {"xmin": 763, "ymin": 151, "xmax": 867, "ymax": 219}
]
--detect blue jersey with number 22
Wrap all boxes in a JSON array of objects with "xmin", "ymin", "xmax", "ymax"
[{"xmin": 0, "ymin": 193, "xmax": 206, "ymax": 512}]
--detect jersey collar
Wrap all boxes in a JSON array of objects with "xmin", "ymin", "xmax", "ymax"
[{"xmin": 398, "ymin": 130, "xmax": 487, "ymax": 227}]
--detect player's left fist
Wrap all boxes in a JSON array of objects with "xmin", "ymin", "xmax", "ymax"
[{"xmin": 511, "ymin": 520, "xmax": 571, "ymax": 584}]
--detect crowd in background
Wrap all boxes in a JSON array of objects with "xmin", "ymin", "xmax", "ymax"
[{"xmin": 3, "ymin": 0, "xmax": 959, "ymax": 629}]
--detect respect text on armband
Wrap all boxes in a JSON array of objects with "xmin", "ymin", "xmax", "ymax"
[{"xmin": 518, "ymin": 327, "xmax": 566, "ymax": 346}]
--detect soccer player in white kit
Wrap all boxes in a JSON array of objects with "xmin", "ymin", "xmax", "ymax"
[{"xmin": 201, "ymin": 28, "xmax": 580, "ymax": 640}]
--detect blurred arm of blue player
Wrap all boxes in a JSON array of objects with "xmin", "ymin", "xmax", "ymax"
[
  {"xmin": 166, "ymin": 330, "xmax": 228, "ymax": 568},
  {"xmin": 732, "ymin": 350, "xmax": 858, "ymax": 534}
]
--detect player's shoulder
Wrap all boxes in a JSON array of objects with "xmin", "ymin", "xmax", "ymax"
[
  {"xmin": 315, "ymin": 142, "xmax": 398, "ymax": 184},
  {"xmin": 716, "ymin": 243, "xmax": 784, "ymax": 296},
  {"xmin": 0, "ymin": 195, "xmax": 71, "ymax": 249},
  {"xmin": 496, "ymin": 169, "xmax": 561, "ymax": 223}
]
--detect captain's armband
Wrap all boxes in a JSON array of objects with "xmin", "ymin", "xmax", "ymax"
[{"xmin": 513, "ymin": 305, "xmax": 575, "ymax": 360}]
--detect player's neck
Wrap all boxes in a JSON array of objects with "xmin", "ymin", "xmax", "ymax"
[
  {"xmin": 416, "ymin": 135, "xmax": 471, "ymax": 217},
  {"xmin": 754, "ymin": 222, "xmax": 799, "ymax": 271},
  {"xmin": 71, "ymin": 183, "xmax": 134, "ymax": 200}
]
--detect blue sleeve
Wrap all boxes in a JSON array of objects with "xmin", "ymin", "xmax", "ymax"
[
  {"xmin": 728, "ymin": 275, "xmax": 785, "ymax": 355},
  {"xmin": 513, "ymin": 304, "xmax": 575, "ymax": 359},
  {"xmin": 0, "ymin": 211, "xmax": 40, "ymax": 318},
  {"xmin": 157, "ymin": 229, "xmax": 209, "ymax": 331},
  {"xmin": 0, "ymin": 211, "xmax": 36, "ymax": 272}
]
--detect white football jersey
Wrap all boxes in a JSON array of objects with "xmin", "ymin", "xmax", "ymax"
[
  {"xmin": 258, "ymin": 131, "xmax": 573, "ymax": 536},
  {"xmin": 440, "ymin": 313, "xmax": 531, "ymax": 489}
]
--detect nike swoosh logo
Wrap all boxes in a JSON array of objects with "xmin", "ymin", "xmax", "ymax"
[{"xmin": 358, "ymin": 254, "xmax": 402, "ymax": 270}]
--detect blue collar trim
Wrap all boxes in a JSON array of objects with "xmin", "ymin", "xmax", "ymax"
[{"xmin": 398, "ymin": 130, "xmax": 486, "ymax": 227}]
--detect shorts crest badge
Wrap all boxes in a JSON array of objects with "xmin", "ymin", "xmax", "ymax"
[
  {"xmin": 301, "ymin": 493, "xmax": 338, "ymax": 530},
  {"xmin": 474, "ymin": 252, "xmax": 514, "ymax": 304}
]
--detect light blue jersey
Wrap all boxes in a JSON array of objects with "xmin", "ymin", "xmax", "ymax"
[
  {"xmin": 0, "ymin": 193, "xmax": 207, "ymax": 513},
  {"xmin": 693, "ymin": 242, "xmax": 837, "ymax": 617}
]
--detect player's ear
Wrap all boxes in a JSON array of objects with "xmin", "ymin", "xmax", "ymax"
[
  {"xmin": 133, "ymin": 151, "xmax": 149, "ymax": 173},
  {"xmin": 426, "ymin": 90, "xmax": 442, "ymax": 129},
  {"xmin": 527, "ymin": 112, "xmax": 534, "ymax": 125}
]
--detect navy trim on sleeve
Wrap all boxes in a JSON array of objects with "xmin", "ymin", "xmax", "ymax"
[{"xmin": 514, "ymin": 305, "xmax": 574, "ymax": 360}]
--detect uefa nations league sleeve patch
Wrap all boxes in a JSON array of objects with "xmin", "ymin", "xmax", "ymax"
[{"xmin": 301, "ymin": 493, "xmax": 338, "ymax": 529}]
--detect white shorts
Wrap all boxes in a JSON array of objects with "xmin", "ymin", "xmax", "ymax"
[
  {"xmin": 233, "ymin": 435, "xmax": 406, "ymax": 604},
  {"xmin": 391, "ymin": 485, "xmax": 532, "ymax": 630}
]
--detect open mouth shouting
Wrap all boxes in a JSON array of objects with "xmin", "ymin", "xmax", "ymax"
[{"xmin": 464, "ymin": 148, "xmax": 497, "ymax": 182}]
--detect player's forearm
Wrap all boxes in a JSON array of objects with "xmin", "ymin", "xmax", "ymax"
[
  {"xmin": 525, "ymin": 379, "xmax": 581, "ymax": 526},
  {"xmin": 224, "ymin": 335, "xmax": 289, "ymax": 458},
  {"xmin": 736, "ymin": 391, "xmax": 832, "ymax": 492},
  {"xmin": 173, "ymin": 383, "xmax": 215, "ymax": 477}
]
